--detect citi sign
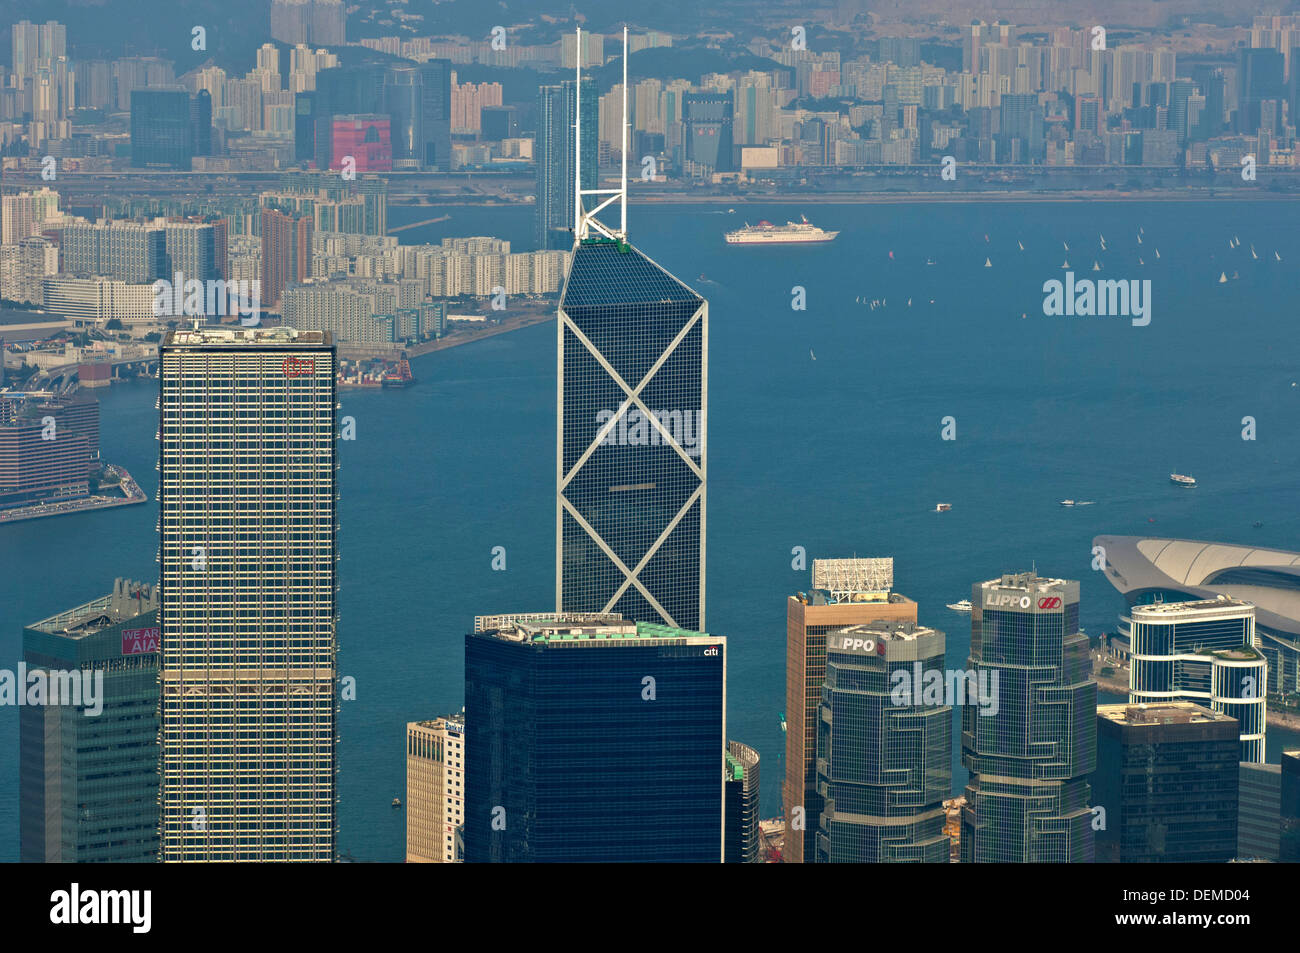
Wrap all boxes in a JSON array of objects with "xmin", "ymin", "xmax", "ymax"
[{"xmin": 984, "ymin": 594, "xmax": 1063, "ymax": 610}]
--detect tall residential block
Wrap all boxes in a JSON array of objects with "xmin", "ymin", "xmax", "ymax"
[
  {"xmin": 465, "ymin": 613, "xmax": 725, "ymax": 862},
  {"xmin": 19, "ymin": 580, "xmax": 160, "ymax": 862},
  {"xmin": 784, "ymin": 557, "xmax": 917, "ymax": 864},
  {"xmin": 405, "ymin": 716, "xmax": 465, "ymax": 863},
  {"xmin": 1127, "ymin": 597, "xmax": 1267, "ymax": 763},
  {"xmin": 260, "ymin": 207, "xmax": 313, "ymax": 310},
  {"xmin": 534, "ymin": 80, "xmax": 596, "ymax": 249},
  {"xmin": 961, "ymin": 572, "xmax": 1096, "ymax": 863},
  {"xmin": 1092, "ymin": 702, "xmax": 1239, "ymax": 863},
  {"xmin": 816, "ymin": 621, "xmax": 952, "ymax": 862},
  {"xmin": 158, "ymin": 326, "xmax": 337, "ymax": 862}
]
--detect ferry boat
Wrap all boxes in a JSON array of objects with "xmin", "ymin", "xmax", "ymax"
[
  {"xmin": 1060, "ymin": 499, "xmax": 1076, "ymax": 506},
  {"xmin": 935, "ymin": 502, "xmax": 952, "ymax": 512},
  {"xmin": 1170, "ymin": 473, "xmax": 1197, "ymax": 488},
  {"xmin": 946, "ymin": 599, "xmax": 973, "ymax": 612},
  {"xmin": 725, "ymin": 215, "xmax": 838, "ymax": 245}
]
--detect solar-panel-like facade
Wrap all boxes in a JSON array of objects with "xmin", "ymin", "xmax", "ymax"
[{"xmin": 557, "ymin": 238, "xmax": 707, "ymax": 630}]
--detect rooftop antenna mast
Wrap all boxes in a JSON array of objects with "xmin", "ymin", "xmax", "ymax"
[{"xmin": 574, "ymin": 26, "xmax": 630, "ymax": 243}]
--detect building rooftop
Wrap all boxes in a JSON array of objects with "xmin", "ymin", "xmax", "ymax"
[
  {"xmin": 27, "ymin": 579, "xmax": 157, "ymax": 639},
  {"xmin": 476, "ymin": 614, "xmax": 712, "ymax": 644},
  {"xmin": 1131, "ymin": 595, "xmax": 1255, "ymax": 616},
  {"xmin": 1097, "ymin": 701, "xmax": 1236, "ymax": 727},
  {"xmin": 163, "ymin": 326, "xmax": 330, "ymax": 347},
  {"xmin": 833, "ymin": 620, "xmax": 937, "ymax": 642},
  {"xmin": 982, "ymin": 571, "xmax": 1072, "ymax": 592}
]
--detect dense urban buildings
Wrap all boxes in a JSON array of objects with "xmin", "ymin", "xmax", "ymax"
[
  {"xmin": 405, "ymin": 716, "xmax": 464, "ymax": 863},
  {"xmin": 19, "ymin": 579, "xmax": 160, "ymax": 863},
  {"xmin": 816, "ymin": 621, "xmax": 952, "ymax": 863},
  {"xmin": 464, "ymin": 613, "xmax": 724, "ymax": 862},
  {"xmin": 1092, "ymin": 703, "xmax": 1239, "ymax": 863},
  {"xmin": 1126, "ymin": 597, "xmax": 1267, "ymax": 762},
  {"xmin": 0, "ymin": 394, "xmax": 98, "ymax": 509},
  {"xmin": 157, "ymin": 326, "xmax": 337, "ymax": 862},
  {"xmin": 783, "ymin": 557, "xmax": 917, "ymax": 864},
  {"xmin": 961, "ymin": 572, "xmax": 1097, "ymax": 863},
  {"xmin": 556, "ymin": 225, "xmax": 707, "ymax": 631}
]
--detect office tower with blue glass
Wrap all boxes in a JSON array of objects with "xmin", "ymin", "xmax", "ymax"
[
  {"xmin": 463, "ymin": 612, "xmax": 725, "ymax": 862},
  {"xmin": 1092, "ymin": 702, "xmax": 1239, "ymax": 863},
  {"xmin": 961, "ymin": 572, "xmax": 1097, "ymax": 863},
  {"xmin": 1127, "ymin": 597, "xmax": 1267, "ymax": 763},
  {"xmin": 535, "ymin": 79, "xmax": 596, "ymax": 250},
  {"xmin": 19, "ymin": 579, "xmax": 161, "ymax": 863},
  {"xmin": 557, "ymin": 29, "xmax": 706, "ymax": 631},
  {"xmin": 816, "ymin": 621, "xmax": 952, "ymax": 863}
]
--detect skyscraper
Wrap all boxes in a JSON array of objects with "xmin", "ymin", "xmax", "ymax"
[
  {"xmin": 464, "ymin": 613, "xmax": 725, "ymax": 862},
  {"xmin": 556, "ymin": 44, "xmax": 706, "ymax": 632},
  {"xmin": 725, "ymin": 741, "xmax": 761, "ymax": 863},
  {"xmin": 682, "ymin": 92, "xmax": 735, "ymax": 173},
  {"xmin": 405, "ymin": 716, "xmax": 464, "ymax": 863},
  {"xmin": 20, "ymin": 579, "xmax": 160, "ymax": 863},
  {"xmin": 63, "ymin": 221, "xmax": 167, "ymax": 283},
  {"xmin": 961, "ymin": 572, "xmax": 1096, "ymax": 863},
  {"xmin": 1282, "ymin": 750, "xmax": 1300, "ymax": 862},
  {"xmin": 1092, "ymin": 702, "xmax": 1239, "ymax": 863},
  {"xmin": 158, "ymin": 326, "xmax": 337, "ymax": 862},
  {"xmin": 535, "ymin": 80, "xmax": 596, "ymax": 250},
  {"xmin": 130, "ymin": 88, "xmax": 194, "ymax": 170},
  {"xmin": 1127, "ymin": 597, "xmax": 1266, "ymax": 763},
  {"xmin": 784, "ymin": 557, "xmax": 917, "ymax": 864},
  {"xmin": 816, "ymin": 621, "xmax": 952, "ymax": 862}
]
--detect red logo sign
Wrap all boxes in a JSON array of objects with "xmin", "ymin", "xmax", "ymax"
[
  {"xmin": 122, "ymin": 627, "xmax": 160, "ymax": 655},
  {"xmin": 282, "ymin": 356, "xmax": 315, "ymax": 378},
  {"xmin": 1038, "ymin": 597, "xmax": 1062, "ymax": 609}
]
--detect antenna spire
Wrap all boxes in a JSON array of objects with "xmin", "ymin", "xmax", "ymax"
[{"xmin": 572, "ymin": 25, "xmax": 630, "ymax": 243}]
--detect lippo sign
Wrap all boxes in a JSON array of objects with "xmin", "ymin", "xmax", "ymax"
[{"xmin": 122, "ymin": 627, "xmax": 160, "ymax": 655}]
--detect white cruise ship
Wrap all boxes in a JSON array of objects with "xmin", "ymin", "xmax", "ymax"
[{"xmin": 725, "ymin": 215, "xmax": 838, "ymax": 245}]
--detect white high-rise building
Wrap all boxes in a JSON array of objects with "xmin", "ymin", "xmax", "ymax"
[{"xmin": 158, "ymin": 326, "xmax": 338, "ymax": 862}]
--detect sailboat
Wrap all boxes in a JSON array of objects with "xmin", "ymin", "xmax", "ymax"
[
  {"xmin": 1061, "ymin": 259, "xmax": 1070, "ymax": 269},
  {"xmin": 984, "ymin": 257, "xmax": 992, "ymax": 267},
  {"xmin": 810, "ymin": 349, "xmax": 816, "ymax": 360},
  {"xmin": 1251, "ymin": 245, "xmax": 1258, "ymax": 259},
  {"xmin": 907, "ymin": 298, "xmax": 912, "ymax": 307},
  {"xmin": 1138, "ymin": 257, "xmax": 1144, "ymax": 265},
  {"xmin": 1218, "ymin": 272, "xmax": 1228, "ymax": 283},
  {"xmin": 1137, "ymin": 234, "xmax": 1142, "ymax": 244},
  {"xmin": 1018, "ymin": 240, "xmax": 1025, "ymax": 251},
  {"xmin": 1092, "ymin": 260, "xmax": 1101, "ymax": 271},
  {"xmin": 1064, "ymin": 241, "xmax": 1070, "ymax": 251},
  {"xmin": 1228, "ymin": 239, "xmax": 1235, "ymax": 249},
  {"xmin": 1275, "ymin": 251, "xmax": 1282, "ymax": 261},
  {"xmin": 1234, "ymin": 235, "xmax": 1241, "ymax": 246},
  {"xmin": 1155, "ymin": 248, "xmax": 1161, "ymax": 259}
]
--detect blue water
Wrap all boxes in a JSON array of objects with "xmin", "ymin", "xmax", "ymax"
[{"xmin": 3, "ymin": 199, "xmax": 1299, "ymax": 861}]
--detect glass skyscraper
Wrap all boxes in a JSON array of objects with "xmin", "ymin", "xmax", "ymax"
[
  {"xmin": 815, "ymin": 621, "xmax": 952, "ymax": 863},
  {"xmin": 130, "ymin": 88, "xmax": 193, "ymax": 170},
  {"xmin": 534, "ymin": 80, "xmax": 596, "ymax": 250},
  {"xmin": 557, "ymin": 236, "xmax": 707, "ymax": 631},
  {"xmin": 961, "ymin": 572, "xmax": 1096, "ymax": 863},
  {"xmin": 464, "ymin": 613, "xmax": 725, "ymax": 862},
  {"xmin": 19, "ymin": 579, "xmax": 160, "ymax": 863},
  {"xmin": 158, "ymin": 326, "xmax": 337, "ymax": 862},
  {"xmin": 1127, "ymin": 597, "xmax": 1267, "ymax": 763}
]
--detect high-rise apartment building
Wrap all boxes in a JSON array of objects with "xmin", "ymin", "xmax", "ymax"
[
  {"xmin": 816, "ymin": 620, "xmax": 952, "ymax": 863},
  {"xmin": 0, "ymin": 394, "xmax": 98, "ymax": 510},
  {"xmin": 534, "ymin": 80, "xmax": 596, "ymax": 249},
  {"xmin": 556, "ymin": 231, "xmax": 706, "ymax": 630},
  {"xmin": 961, "ymin": 572, "xmax": 1096, "ymax": 863},
  {"xmin": 63, "ymin": 221, "xmax": 168, "ymax": 283},
  {"xmin": 271, "ymin": 0, "xmax": 345, "ymax": 46},
  {"xmin": 260, "ymin": 207, "xmax": 313, "ymax": 310},
  {"xmin": 19, "ymin": 579, "xmax": 160, "ymax": 863},
  {"xmin": 783, "ymin": 557, "xmax": 917, "ymax": 864},
  {"xmin": 1127, "ymin": 597, "xmax": 1266, "ymax": 763},
  {"xmin": 158, "ymin": 326, "xmax": 337, "ymax": 862},
  {"xmin": 464, "ymin": 613, "xmax": 725, "ymax": 862},
  {"xmin": 725, "ymin": 741, "xmax": 760, "ymax": 863},
  {"xmin": 405, "ymin": 716, "xmax": 465, "ymax": 862},
  {"xmin": 1092, "ymin": 702, "xmax": 1239, "ymax": 863}
]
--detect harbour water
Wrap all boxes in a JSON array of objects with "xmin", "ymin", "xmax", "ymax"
[{"xmin": 2, "ymin": 199, "xmax": 1299, "ymax": 861}]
